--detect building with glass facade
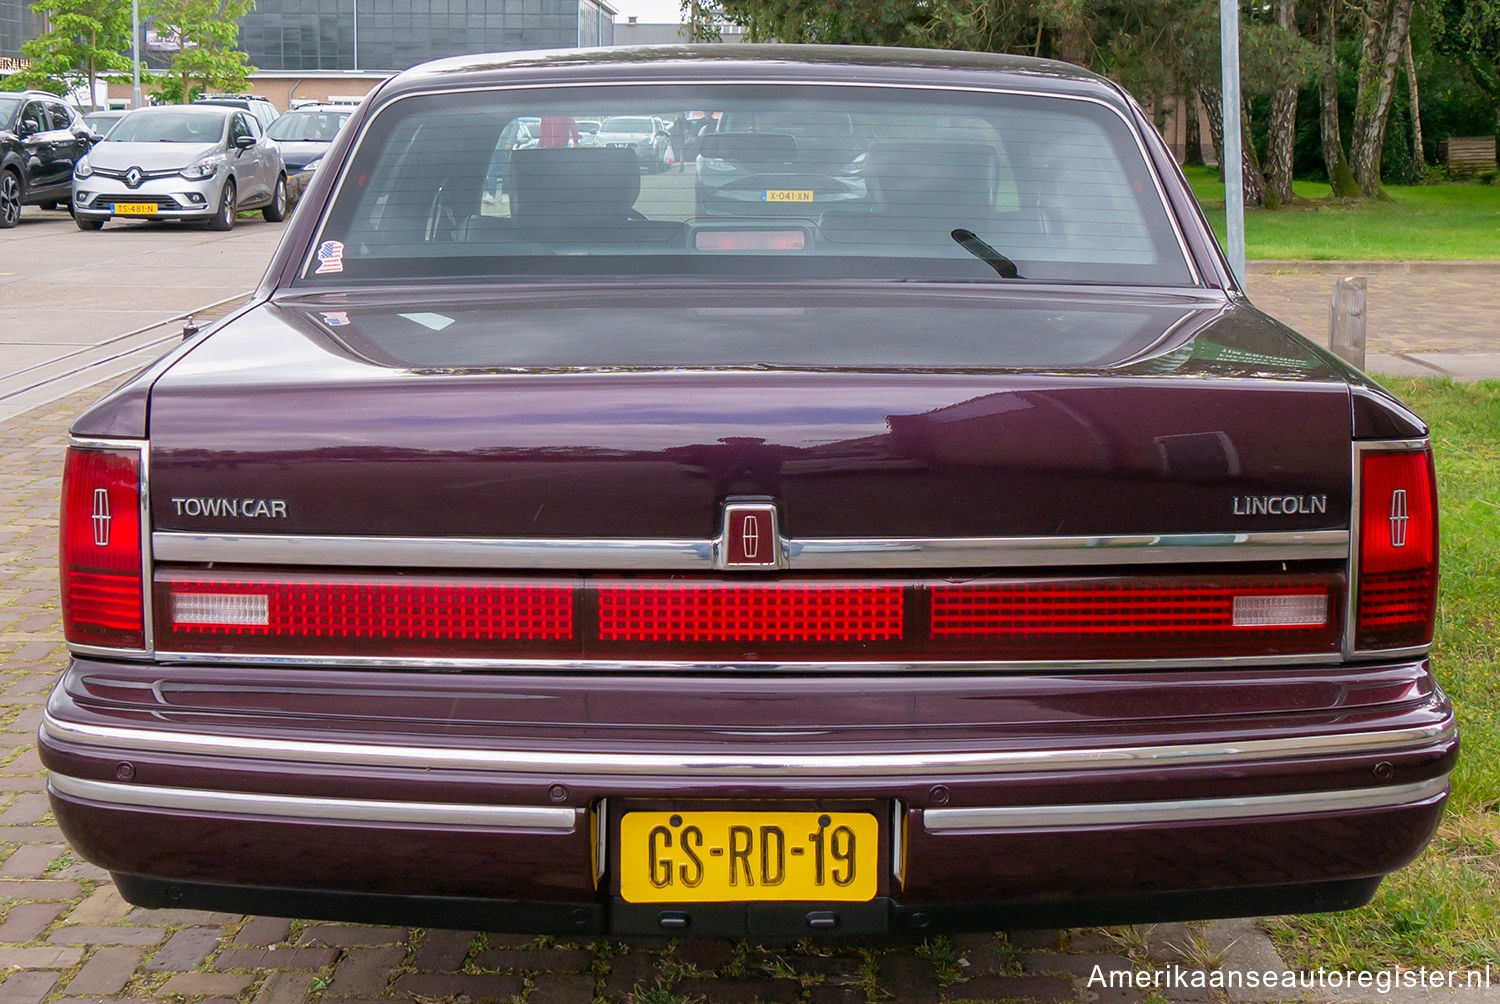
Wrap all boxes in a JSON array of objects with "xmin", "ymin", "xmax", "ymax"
[
  {"xmin": 0, "ymin": 0, "xmax": 41, "ymax": 65},
  {"xmin": 235, "ymin": 0, "xmax": 614, "ymax": 73}
]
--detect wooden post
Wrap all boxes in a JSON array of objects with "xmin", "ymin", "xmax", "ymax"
[{"xmin": 1329, "ymin": 276, "xmax": 1367, "ymax": 370}]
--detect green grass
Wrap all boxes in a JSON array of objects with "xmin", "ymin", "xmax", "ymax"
[
  {"xmin": 1183, "ymin": 165, "xmax": 1500, "ymax": 260},
  {"xmin": 1266, "ymin": 377, "xmax": 1500, "ymax": 971}
]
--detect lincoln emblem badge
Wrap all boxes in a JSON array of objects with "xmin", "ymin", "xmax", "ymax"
[
  {"xmin": 719, "ymin": 501, "xmax": 783, "ymax": 569},
  {"xmin": 1389, "ymin": 489, "xmax": 1409, "ymax": 548},
  {"xmin": 92, "ymin": 488, "xmax": 111, "ymax": 547}
]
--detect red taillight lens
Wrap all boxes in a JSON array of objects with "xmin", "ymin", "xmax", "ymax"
[
  {"xmin": 597, "ymin": 582, "xmax": 904, "ymax": 643},
  {"xmin": 1356, "ymin": 448, "xmax": 1438, "ymax": 649},
  {"xmin": 928, "ymin": 575, "xmax": 1342, "ymax": 659},
  {"xmin": 157, "ymin": 571, "xmax": 575, "ymax": 657},
  {"xmin": 60, "ymin": 446, "xmax": 144, "ymax": 649}
]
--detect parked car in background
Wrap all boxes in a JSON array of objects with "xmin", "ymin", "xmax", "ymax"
[
  {"xmin": 81, "ymin": 109, "xmax": 129, "ymax": 140},
  {"xmin": 575, "ymin": 119, "xmax": 601, "ymax": 146},
  {"xmin": 0, "ymin": 90, "xmax": 92, "ymax": 224},
  {"xmin": 45, "ymin": 45, "xmax": 1452, "ymax": 938},
  {"xmin": 695, "ymin": 109, "xmax": 872, "ymax": 217},
  {"xmin": 193, "ymin": 94, "xmax": 281, "ymax": 131},
  {"xmin": 596, "ymin": 113, "xmax": 669, "ymax": 171},
  {"xmin": 72, "ymin": 104, "xmax": 287, "ymax": 231},
  {"xmin": 265, "ymin": 104, "xmax": 353, "ymax": 172}
]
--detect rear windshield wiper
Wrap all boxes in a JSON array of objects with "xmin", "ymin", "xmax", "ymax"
[{"xmin": 951, "ymin": 228, "xmax": 1023, "ymax": 280}]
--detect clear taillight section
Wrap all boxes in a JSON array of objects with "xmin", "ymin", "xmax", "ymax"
[
  {"xmin": 154, "ymin": 570, "xmax": 1341, "ymax": 661},
  {"xmin": 61, "ymin": 446, "xmax": 144, "ymax": 649},
  {"xmin": 1356, "ymin": 447, "xmax": 1438, "ymax": 650}
]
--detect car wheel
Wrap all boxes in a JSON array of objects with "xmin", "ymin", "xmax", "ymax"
[
  {"xmin": 0, "ymin": 170, "xmax": 21, "ymax": 229},
  {"xmin": 207, "ymin": 181, "xmax": 236, "ymax": 231},
  {"xmin": 261, "ymin": 174, "xmax": 288, "ymax": 222},
  {"xmin": 75, "ymin": 215, "xmax": 104, "ymax": 231}
]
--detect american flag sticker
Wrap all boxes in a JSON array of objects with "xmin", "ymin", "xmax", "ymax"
[{"xmin": 315, "ymin": 240, "xmax": 345, "ymax": 274}]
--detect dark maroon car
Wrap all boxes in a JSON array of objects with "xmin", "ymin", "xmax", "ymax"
[{"xmin": 43, "ymin": 45, "xmax": 1452, "ymax": 937}]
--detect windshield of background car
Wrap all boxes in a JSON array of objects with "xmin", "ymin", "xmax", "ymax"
[
  {"xmin": 267, "ymin": 109, "xmax": 350, "ymax": 142},
  {"xmin": 298, "ymin": 83, "xmax": 1196, "ymax": 288},
  {"xmin": 108, "ymin": 109, "xmax": 227, "ymax": 144}
]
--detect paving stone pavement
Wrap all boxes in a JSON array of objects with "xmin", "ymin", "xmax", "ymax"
[{"xmin": 4, "ymin": 269, "xmax": 1500, "ymax": 1004}]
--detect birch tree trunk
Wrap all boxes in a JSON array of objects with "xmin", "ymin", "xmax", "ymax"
[
  {"xmin": 1266, "ymin": 0, "xmax": 1299, "ymax": 207},
  {"xmin": 1184, "ymin": 90, "xmax": 1204, "ymax": 166},
  {"xmin": 1405, "ymin": 34, "xmax": 1425, "ymax": 172},
  {"xmin": 1350, "ymin": 0, "xmax": 1416, "ymax": 196},
  {"xmin": 1319, "ymin": 0, "xmax": 1362, "ymax": 196},
  {"xmin": 1202, "ymin": 85, "xmax": 1267, "ymax": 206}
]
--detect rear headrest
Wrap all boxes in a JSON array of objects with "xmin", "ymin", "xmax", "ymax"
[
  {"xmin": 863, "ymin": 142, "xmax": 1000, "ymax": 216},
  {"xmin": 508, "ymin": 147, "xmax": 641, "ymax": 222}
]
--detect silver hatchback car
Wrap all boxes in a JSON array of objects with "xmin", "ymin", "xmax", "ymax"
[{"xmin": 72, "ymin": 105, "xmax": 287, "ymax": 231}]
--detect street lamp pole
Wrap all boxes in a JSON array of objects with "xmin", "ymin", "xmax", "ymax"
[
  {"xmin": 131, "ymin": 0, "xmax": 141, "ymax": 107},
  {"xmin": 1220, "ymin": 0, "xmax": 1246, "ymax": 285},
  {"xmin": 352, "ymin": 0, "xmax": 359, "ymax": 72}
]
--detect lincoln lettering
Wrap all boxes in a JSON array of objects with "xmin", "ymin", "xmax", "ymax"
[
  {"xmin": 1233, "ymin": 495, "xmax": 1328, "ymax": 516},
  {"xmin": 171, "ymin": 497, "xmax": 288, "ymax": 518}
]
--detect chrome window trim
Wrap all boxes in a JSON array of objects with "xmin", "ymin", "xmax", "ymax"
[
  {"xmin": 921, "ymin": 777, "xmax": 1448, "ymax": 832},
  {"xmin": 67, "ymin": 437, "xmax": 153, "ymax": 657},
  {"xmin": 48, "ymin": 773, "xmax": 578, "ymax": 831},
  {"xmin": 152, "ymin": 529, "xmax": 1349, "ymax": 571},
  {"xmin": 41, "ymin": 713, "xmax": 1455, "ymax": 779},
  {"xmin": 1347, "ymin": 439, "xmax": 1434, "ymax": 659},
  {"xmin": 302, "ymin": 79, "xmax": 1201, "ymax": 287}
]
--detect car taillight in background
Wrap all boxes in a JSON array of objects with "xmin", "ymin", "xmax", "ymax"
[
  {"xmin": 61, "ymin": 444, "xmax": 145, "ymax": 650},
  {"xmin": 1355, "ymin": 444, "xmax": 1438, "ymax": 651}
]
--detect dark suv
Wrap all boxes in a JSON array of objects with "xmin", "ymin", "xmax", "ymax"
[{"xmin": 0, "ymin": 90, "xmax": 93, "ymax": 226}]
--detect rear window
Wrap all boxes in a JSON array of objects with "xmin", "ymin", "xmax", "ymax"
[{"xmin": 299, "ymin": 83, "xmax": 1194, "ymax": 288}]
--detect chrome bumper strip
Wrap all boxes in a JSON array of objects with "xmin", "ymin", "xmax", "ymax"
[
  {"xmin": 47, "ymin": 773, "xmax": 578, "ymax": 831},
  {"xmin": 923, "ymin": 777, "xmax": 1449, "ymax": 832},
  {"xmin": 40, "ymin": 714, "xmax": 1455, "ymax": 779},
  {"xmin": 151, "ymin": 528, "xmax": 1350, "ymax": 572}
]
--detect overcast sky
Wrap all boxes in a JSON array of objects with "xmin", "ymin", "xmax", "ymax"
[{"xmin": 611, "ymin": 0, "xmax": 685, "ymax": 23}]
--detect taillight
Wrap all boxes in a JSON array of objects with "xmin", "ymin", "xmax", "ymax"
[
  {"xmin": 61, "ymin": 445, "xmax": 145, "ymax": 650},
  {"xmin": 1355, "ymin": 446, "xmax": 1438, "ymax": 650}
]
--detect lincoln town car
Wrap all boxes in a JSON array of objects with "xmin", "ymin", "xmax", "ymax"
[{"xmin": 43, "ymin": 46, "xmax": 1454, "ymax": 937}]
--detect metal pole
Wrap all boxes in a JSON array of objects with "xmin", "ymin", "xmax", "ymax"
[
  {"xmin": 1220, "ymin": 0, "xmax": 1246, "ymax": 285},
  {"xmin": 352, "ymin": 0, "xmax": 359, "ymax": 72},
  {"xmin": 131, "ymin": 0, "xmax": 141, "ymax": 107}
]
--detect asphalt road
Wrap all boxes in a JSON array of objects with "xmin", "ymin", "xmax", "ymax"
[{"xmin": 0, "ymin": 205, "xmax": 287, "ymax": 423}]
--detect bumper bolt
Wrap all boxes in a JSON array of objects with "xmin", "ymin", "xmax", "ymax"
[
  {"xmin": 1373, "ymin": 761, "xmax": 1395, "ymax": 782},
  {"xmin": 930, "ymin": 785, "xmax": 951, "ymax": 805},
  {"xmin": 548, "ymin": 784, "xmax": 569, "ymax": 802},
  {"xmin": 114, "ymin": 762, "xmax": 136, "ymax": 781}
]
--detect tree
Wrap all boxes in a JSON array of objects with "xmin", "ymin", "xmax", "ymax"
[
  {"xmin": 144, "ymin": 0, "xmax": 257, "ymax": 103},
  {"xmin": 7, "ymin": 0, "xmax": 131, "ymax": 108},
  {"xmin": 1263, "ymin": 0, "xmax": 1299, "ymax": 207},
  {"xmin": 1349, "ymin": 0, "xmax": 1417, "ymax": 196},
  {"xmin": 1317, "ymin": 0, "xmax": 1362, "ymax": 195}
]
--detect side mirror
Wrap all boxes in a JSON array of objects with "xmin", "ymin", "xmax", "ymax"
[
  {"xmin": 234, "ymin": 134, "xmax": 256, "ymax": 150},
  {"xmin": 19, "ymin": 118, "xmax": 39, "ymax": 137}
]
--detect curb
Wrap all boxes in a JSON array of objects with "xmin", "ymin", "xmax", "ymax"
[{"xmin": 1248, "ymin": 260, "xmax": 1500, "ymax": 275}]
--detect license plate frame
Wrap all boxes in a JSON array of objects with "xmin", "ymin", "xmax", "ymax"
[
  {"xmin": 112, "ymin": 202, "xmax": 158, "ymax": 215},
  {"xmin": 611, "ymin": 799, "xmax": 891, "ymax": 905}
]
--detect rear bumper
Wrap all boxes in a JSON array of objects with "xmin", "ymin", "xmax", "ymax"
[{"xmin": 40, "ymin": 656, "xmax": 1456, "ymax": 935}]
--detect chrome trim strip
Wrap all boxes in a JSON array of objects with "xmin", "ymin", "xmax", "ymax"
[
  {"xmin": 922, "ymin": 777, "xmax": 1449, "ymax": 832},
  {"xmin": 143, "ymin": 651, "xmax": 1342, "ymax": 672},
  {"xmin": 303, "ymin": 80, "xmax": 1200, "ymax": 288},
  {"xmin": 1347, "ymin": 439, "xmax": 1434, "ymax": 659},
  {"xmin": 40, "ymin": 714, "xmax": 1455, "ymax": 779},
  {"xmin": 47, "ymin": 773, "xmax": 578, "ymax": 831},
  {"xmin": 151, "ymin": 529, "xmax": 1349, "ymax": 571}
]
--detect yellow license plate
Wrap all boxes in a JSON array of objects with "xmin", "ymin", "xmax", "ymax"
[
  {"xmin": 112, "ymin": 202, "xmax": 158, "ymax": 215},
  {"xmin": 762, "ymin": 189, "xmax": 814, "ymax": 203},
  {"xmin": 619, "ymin": 810, "xmax": 879, "ymax": 903}
]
